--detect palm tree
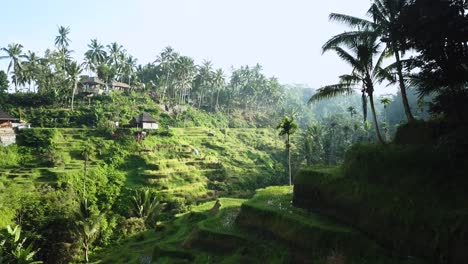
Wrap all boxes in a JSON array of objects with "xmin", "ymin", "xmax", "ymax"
[
  {"xmin": 107, "ymin": 42, "xmax": 124, "ymax": 68},
  {"xmin": 84, "ymin": 39, "xmax": 107, "ymax": 73},
  {"xmin": 310, "ymin": 36, "xmax": 390, "ymax": 144},
  {"xmin": 212, "ymin": 69, "xmax": 225, "ymax": 111},
  {"xmin": 66, "ymin": 61, "xmax": 83, "ymax": 111},
  {"xmin": 23, "ymin": 51, "xmax": 41, "ymax": 92},
  {"xmin": 0, "ymin": 43, "xmax": 25, "ymax": 92},
  {"xmin": 347, "ymin": 106, "xmax": 357, "ymax": 118},
  {"xmin": 55, "ymin": 26, "xmax": 71, "ymax": 50},
  {"xmin": 155, "ymin": 46, "xmax": 179, "ymax": 102},
  {"xmin": 174, "ymin": 56, "xmax": 196, "ymax": 105},
  {"xmin": 194, "ymin": 60, "xmax": 213, "ymax": 108},
  {"xmin": 132, "ymin": 188, "xmax": 165, "ymax": 227},
  {"xmin": 74, "ymin": 199, "xmax": 101, "ymax": 263},
  {"xmin": 324, "ymin": 0, "xmax": 415, "ymax": 123},
  {"xmin": 277, "ymin": 116, "xmax": 299, "ymax": 185},
  {"xmin": 122, "ymin": 55, "xmax": 137, "ymax": 85}
]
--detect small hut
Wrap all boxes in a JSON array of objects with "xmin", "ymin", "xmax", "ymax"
[
  {"xmin": 111, "ymin": 81, "xmax": 131, "ymax": 91},
  {"xmin": 0, "ymin": 110, "xmax": 19, "ymax": 146},
  {"xmin": 0, "ymin": 110, "xmax": 19, "ymax": 128},
  {"xmin": 133, "ymin": 112, "xmax": 158, "ymax": 130},
  {"xmin": 80, "ymin": 77, "xmax": 106, "ymax": 95}
]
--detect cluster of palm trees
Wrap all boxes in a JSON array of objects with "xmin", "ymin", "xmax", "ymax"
[
  {"xmin": 310, "ymin": 0, "xmax": 417, "ymax": 144},
  {"xmin": 0, "ymin": 26, "xmax": 139, "ymax": 110},
  {"xmin": 137, "ymin": 47, "xmax": 284, "ymax": 114}
]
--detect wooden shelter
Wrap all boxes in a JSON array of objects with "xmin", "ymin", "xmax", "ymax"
[
  {"xmin": 79, "ymin": 77, "xmax": 106, "ymax": 95},
  {"xmin": 112, "ymin": 81, "xmax": 131, "ymax": 91},
  {"xmin": 133, "ymin": 112, "xmax": 158, "ymax": 129},
  {"xmin": 0, "ymin": 110, "xmax": 19, "ymax": 128}
]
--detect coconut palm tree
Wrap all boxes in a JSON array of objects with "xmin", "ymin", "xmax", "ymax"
[
  {"xmin": 0, "ymin": 43, "xmax": 25, "ymax": 92},
  {"xmin": 174, "ymin": 56, "xmax": 196, "ymax": 105},
  {"xmin": 277, "ymin": 116, "xmax": 298, "ymax": 185},
  {"xmin": 107, "ymin": 42, "xmax": 124, "ymax": 69},
  {"xmin": 23, "ymin": 51, "xmax": 41, "ymax": 92},
  {"xmin": 55, "ymin": 26, "xmax": 71, "ymax": 50},
  {"xmin": 155, "ymin": 46, "xmax": 179, "ymax": 102},
  {"xmin": 122, "ymin": 55, "xmax": 137, "ymax": 85},
  {"xmin": 347, "ymin": 106, "xmax": 357, "ymax": 118},
  {"xmin": 66, "ymin": 61, "xmax": 83, "ymax": 111},
  {"xmin": 212, "ymin": 69, "xmax": 225, "ymax": 111},
  {"xmin": 324, "ymin": 0, "xmax": 415, "ymax": 123},
  {"xmin": 194, "ymin": 60, "xmax": 214, "ymax": 108},
  {"xmin": 310, "ymin": 36, "xmax": 390, "ymax": 144},
  {"xmin": 74, "ymin": 199, "xmax": 101, "ymax": 263},
  {"xmin": 84, "ymin": 39, "xmax": 107, "ymax": 73}
]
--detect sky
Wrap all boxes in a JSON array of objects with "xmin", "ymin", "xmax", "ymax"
[{"xmin": 0, "ymin": 0, "xmax": 396, "ymax": 94}]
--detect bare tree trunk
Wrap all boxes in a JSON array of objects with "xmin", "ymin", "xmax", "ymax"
[
  {"xmin": 287, "ymin": 134, "xmax": 292, "ymax": 185},
  {"xmin": 368, "ymin": 92, "xmax": 385, "ymax": 144},
  {"xmin": 394, "ymin": 48, "xmax": 415, "ymax": 123},
  {"xmin": 71, "ymin": 81, "xmax": 77, "ymax": 111},
  {"xmin": 84, "ymin": 244, "xmax": 89, "ymax": 263}
]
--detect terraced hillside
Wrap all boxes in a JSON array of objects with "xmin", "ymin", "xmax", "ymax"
[
  {"xmin": 93, "ymin": 186, "xmax": 423, "ymax": 264},
  {"xmin": 0, "ymin": 127, "xmax": 286, "ymax": 227}
]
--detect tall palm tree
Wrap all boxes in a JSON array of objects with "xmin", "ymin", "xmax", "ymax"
[
  {"xmin": 194, "ymin": 60, "xmax": 213, "ymax": 108},
  {"xmin": 0, "ymin": 43, "xmax": 25, "ymax": 92},
  {"xmin": 277, "ymin": 116, "xmax": 299, "ymax": 186},
  {"xmin": 66, "ymin": 61, "xmax": 83, "ymax": 111},
  {"xmin": 212, "ymin": 69, "xmax": 225, "ymax": 111},
  {"xmin": 155, "ymin": 46, "xmax": 179, "ymax": 102},
  {"xmin": 74, "ymin": 199, "xmax": 101, "ymax": 263},
  {"xmin": 84, "ymin": 39, "xmax": 107, "ymax": 73},
  {"xmin": 23, "ymin": 51, "xmax": 41, "ymax": 92},
  {"xmin": 122, "ymin": 55, "xmax": 137, "ymax": 85},
  {"xmin": 310, "ymin": 36, "xmax": 390, "ymax": 144},
  {"xmin": 107, "ymin": 42, "xmax": 124, "ymax": 68},
  {"xmin": 324, "ymin": 0, "xmax": 415, "ymax": 123},
  {"xmin": 174, "ymin": 56, "xmax": 196, "ymax": 105},
  {"xmin": 55, "ymin": 26, "xmax": 71, "ymax": 50}
]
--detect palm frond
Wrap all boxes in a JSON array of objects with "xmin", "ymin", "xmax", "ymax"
[
  {"xmin": 322, "ymin": 31, "xmax": 365, "ymax": 52},
  {"xmin": 329, "ymin": 13, "xmax": 374, "ymax": 29},
  {"xmin": 331, "ymin": 47, "xmax": 361, "ymax": 69},
  {"xmin": 309, "ymin": 83, "xmax": 355, "ymax": 103}
]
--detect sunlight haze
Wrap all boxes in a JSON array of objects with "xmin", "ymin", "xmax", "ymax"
[{"xmin": 0, "ymin": 0, "xmax": 393, "ymax": 91}]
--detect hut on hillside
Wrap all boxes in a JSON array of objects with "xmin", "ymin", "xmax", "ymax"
[
  {"xmin": 132, "ymin": 112, "xmax": 158, "ymax": 130},
  {"xmin": 79, "ymin": 76, "xmax": 106, "ymax": 95},
  {"xmin": 112, "ymin": 81, "xmax": 131, "ymax": 92},
  {"xmin": 0, "ymin": 110, "xmax": 19, "ymax": 128},
  {"xmin": 0, "ymin": 110, "xmax": 19, "ymax": 146}
]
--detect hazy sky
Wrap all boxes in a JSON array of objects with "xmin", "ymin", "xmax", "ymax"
[{"xmin": 1, "ymin": 0, "xmax": 395, "ymax": 93}]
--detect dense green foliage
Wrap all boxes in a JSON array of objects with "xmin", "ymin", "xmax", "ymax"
[{"xmin": 0, "ymin": 0, "xmax": 466, "ymax": 263}]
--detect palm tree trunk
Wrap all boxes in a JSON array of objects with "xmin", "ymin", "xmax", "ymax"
[
  {"xmin": 84, "ymin": 244, "xmax": 89, "ymax": 263},
  {"xmin": 287, "ymin": 134, "xmax": 292, "ymax": 185},
  {"xmin": 215, "ymin": 89, "xmax": 220, "ymax": 112},
  {"xmin": 71, "ymin": 81, "xmax": 77, "ymax": 111},
  {"xmin": 393, "ymin": 48, "xmax": 415, "ymax": 123},
  {"xmin": 368, "ymin": 92, "xmax": 385, "ymax": 144}
]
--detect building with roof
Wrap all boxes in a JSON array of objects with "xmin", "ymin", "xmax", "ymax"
[
  {"xmin": 0, "ymin": 110, "xmax": 19, "ymax": 128},
  {"xmin": 79, "ymin": 76, "xmax": 106, "ymax": 95},
  {"xmin": 112, "ymin": 81, "xmax": 131, "ymax": 91},
  {"xmin": 132, "ymin": 112, "xmax": 158, "ymax": 129},
  {"xmin": 0, "ymin": 110, "xmax": 19, "ymax": 146}
]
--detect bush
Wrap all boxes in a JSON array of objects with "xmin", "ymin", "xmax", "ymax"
[{"xmin": 16, "ymin": 128, "xmax": 59, "ymax": 148}]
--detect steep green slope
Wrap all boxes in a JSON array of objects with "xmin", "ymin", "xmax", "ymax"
[
  {"xmin": 0, "ymin": 127, "xmax": 286, "ymax": 228},
  {"xmin": 93, "ymin": 186, "xmax": 422, "ymax": 264}
]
